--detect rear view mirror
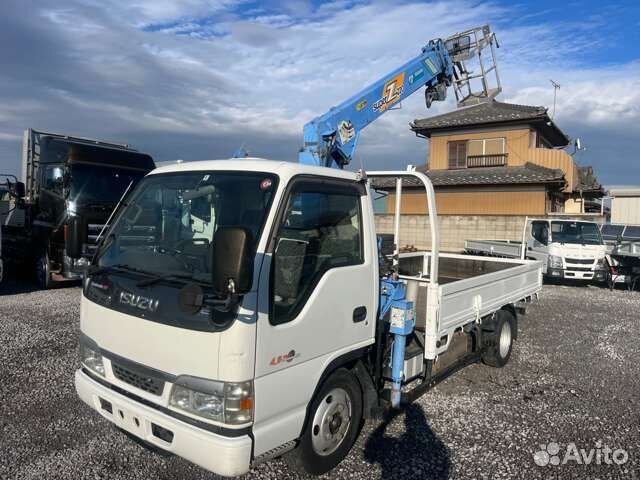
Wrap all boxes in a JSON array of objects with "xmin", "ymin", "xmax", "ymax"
[
  {"xmin": 12, "ymin": 181, "xmax": 25, "ymax": 199},
  {"xmin": 211, "ymin": 227, "xmax": 253, "ymax": 295}
]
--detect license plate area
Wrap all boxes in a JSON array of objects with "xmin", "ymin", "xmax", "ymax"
[{"xmin": 97, "ymin": 395, "xmax": 174, "ymax": 445}]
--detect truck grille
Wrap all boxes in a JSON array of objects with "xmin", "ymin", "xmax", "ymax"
[
  {"xmin": 112, "ymin": 362, "xmax": 165, "ymax": 396},
  {"xmin": 566, "ymin": 258, "xmax": 594, "ymax": 265}
]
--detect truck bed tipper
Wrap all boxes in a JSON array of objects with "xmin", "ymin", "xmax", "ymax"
[
  {"xmin": 465, "ymin": 218, "xmax": 607, "ymax": 283},
  {"xmin": 75, "ymin": 161, "xmax": 542, "ymax": 476}
]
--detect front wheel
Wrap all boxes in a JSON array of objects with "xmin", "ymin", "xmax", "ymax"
[
  {"xmin": 286, "ymin": 368, "xmax": 363, "ymax": 476},
  {"xmin": 35, "ymin": 253, "xmax": 52, "ymax": 290}
]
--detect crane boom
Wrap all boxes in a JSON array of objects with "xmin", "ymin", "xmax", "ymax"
[{"xmin": 298, "ymin": 25, "xmax": 500, "ymax": 169}]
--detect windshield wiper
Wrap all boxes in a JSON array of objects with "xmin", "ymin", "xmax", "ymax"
[{"xmin": 136, "ymin": 272, "xmax": 211, "ymax": 288}]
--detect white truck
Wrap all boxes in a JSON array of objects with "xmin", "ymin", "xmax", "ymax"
[
  {"xmin": 465, "ymin": 218, "xmax": 607, "ymax": 283},
  {"xmin": 75, "ymin": 160, "xmax": 542, "ymax": 477}
]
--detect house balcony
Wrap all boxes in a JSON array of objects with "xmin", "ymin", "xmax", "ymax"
[{"xmin": 466, "ymin": 153, "xmax": 508, "ymax": 168}]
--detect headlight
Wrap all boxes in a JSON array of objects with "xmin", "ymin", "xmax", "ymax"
[
  {"xmin": 169, "ymin": 377, "xmax": 253, "ymax": 425},
  {"xmin": 79, "ymin": 335, "xmax": 105, "ymax": 377},
  {"xmin": 595, "ymin": 257, "xmax": 606, "ymax": 269},
  {"xmin": 67, "ymin": 200, "xmax": 77, "ymax": 216},
  {"xmin": 548, "ymin": 255, "xmax": 563, "ymax": 269}
]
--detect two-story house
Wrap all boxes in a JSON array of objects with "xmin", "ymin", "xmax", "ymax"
[{"xmin": 374, "ymin": 100, "xmax": 604, "ymax": 251}]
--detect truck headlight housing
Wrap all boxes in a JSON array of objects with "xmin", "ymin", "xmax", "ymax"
[
  {"xmin": 595, "ymin": 257, "xmax": 606, "ymax": 270},
  {"xmin": 67, "ymin": 200, "xmax": 78, "ymax": 217},
  {"xmin": 548, "ymin": 255, "xmax": 563, "ymax": 269},
  {"xmin": 169, "ymin": 377, "xmax": 253, "ymax": 425},
  {"xmin": 79, "ymin": 335, "xmax": 105, "ymax": 377}
]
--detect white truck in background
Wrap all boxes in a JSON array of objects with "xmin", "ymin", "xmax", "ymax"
[
  {"xmin": 75, "ymin": 160, "xmax": 542, "ymax": 477},
  {"xmin": 465, "ymin": 218, "xmax": 607, "ymax": 283}
]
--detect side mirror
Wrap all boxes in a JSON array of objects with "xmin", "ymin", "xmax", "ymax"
[
  {"xmin": 211, "ymin": 227, "xmax": 253, "ymax": 295},
  {"xmin": 10, "ymin": 181, "xmax": 25, "ymax": 199},
  {"xmin": 66, "ymin": 216, "xmax": 86, "ymax": 259}
]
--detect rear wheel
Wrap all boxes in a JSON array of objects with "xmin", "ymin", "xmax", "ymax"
[
  {"xmin": 481, "ymin": 310, "xmax": 514, "ymax": 368},
  {"xmin": 286, "ymin": 368, "xmax": 363, "ymax": 476}
]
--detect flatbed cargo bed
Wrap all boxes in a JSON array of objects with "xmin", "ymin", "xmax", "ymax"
[
  {"xmin": 464, "ymin": 239, "xmax": 523, "ymax": 258},
  {"xmin": 397, "ymin": 251, "xmax": 541, "ymax": 358}
]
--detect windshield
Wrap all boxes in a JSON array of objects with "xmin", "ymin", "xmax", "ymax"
[
  {"xmin": 96, "ymin": 171, "xmax": 277, "ymax": 283},
  {"xmin": 70, "ymin": 163, "xmax": 146, "ymax": 204},
  {"xmin": 550, "ymin": 221, "xmax": 603, "ymax": 246}
]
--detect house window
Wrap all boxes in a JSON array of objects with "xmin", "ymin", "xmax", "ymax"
[
  {"xmin": 449, "ymin": 138, "xmax": 505, "ymax": 169},
  {"xmin": 448, "ymin": 141, "xmax": 467, "ymax": 169},
  {"xmin": 467, "ymin": 138, "xmax": 505, "ymax": 156}
]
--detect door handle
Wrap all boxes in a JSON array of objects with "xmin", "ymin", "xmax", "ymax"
[{"xmin": 353, "ymin": 306, "xmax": 367, "ymax": 323}]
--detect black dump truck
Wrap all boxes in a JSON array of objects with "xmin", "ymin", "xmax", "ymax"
[{"xmin": 1, "ymin": 129, "xmax": 154, "ymax": 288}]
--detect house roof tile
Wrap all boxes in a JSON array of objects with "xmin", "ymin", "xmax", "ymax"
[
  {"xmin": 410, "ymin": 100, "xmax": 570, "ymax": 146},
  {"xmin": 370, "ymin": 162, "xmax": 566, "ymax": 190}
]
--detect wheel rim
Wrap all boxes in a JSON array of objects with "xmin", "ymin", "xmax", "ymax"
[
  {"xmin": 499, "ymin": 320, "xmax": 512, "ymax": 358},
  {"xmin": 311, "ymin": 387, "xmax": 352, "ymax": 456}
]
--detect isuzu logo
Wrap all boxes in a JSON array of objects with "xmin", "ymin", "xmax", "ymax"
[{"xmin": 119, "ymin": 291, "xmax": 159, "ymax": 312}]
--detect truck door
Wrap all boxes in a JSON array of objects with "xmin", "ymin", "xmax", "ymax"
[
  {"xmin": 39, "ymin": 164, "xmax": 65, "ymax": 225},
  {"xmin": 527, "ymin": 220, "xmax": 550, "ymax": 269},
  {"xmin": 252, "ymin": 177, "xmax": 376, "ymax": 455}
]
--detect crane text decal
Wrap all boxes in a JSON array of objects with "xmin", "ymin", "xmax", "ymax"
[{"xmin": 372, "ymin": 72, "xmax": 405, "ymax": 113}]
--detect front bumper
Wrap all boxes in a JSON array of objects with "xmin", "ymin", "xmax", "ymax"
[
  {"xmin": 75, "ymin": 369, "xmax": 253, "ymax": 477},
  {"xmin": 546, "ymin": 268, "xmax": 606, "ymax": 281}
]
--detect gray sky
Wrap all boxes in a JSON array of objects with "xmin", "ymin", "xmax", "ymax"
[{"xmin": 0, "ymin": 0, "xmax": 638, "ymax": 187}]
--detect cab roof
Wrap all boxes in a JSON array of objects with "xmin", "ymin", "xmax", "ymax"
[{"xmin": 150, "ymin": 158, "xmax": 361, "ymax": 182}]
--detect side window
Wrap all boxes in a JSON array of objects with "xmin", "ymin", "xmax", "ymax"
[
  {"xmin": 271, "ymin": 185, "xmax": 363, "ymax": 325},
  {"xmin": 531, "ymin": 221, "xmax": 548, "ymax": 245},
  {"xmin": 43, "ymin": 165, "xmax": 64, "ymax": 196}
]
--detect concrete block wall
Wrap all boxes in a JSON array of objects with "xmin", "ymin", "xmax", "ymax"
[{"xmin": 375, "ymin": 214, "xmax": 530, "ymax": 252}]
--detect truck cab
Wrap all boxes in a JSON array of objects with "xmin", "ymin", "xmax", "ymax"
[
  {"xmin": 76, "ymin": 159, "xmax": 377, "ymax": 475},
  {"xmin": 2, "ymin": 130, "xmax": 154, "ymax": 288},
  {"xmin": 526, "ymin": 219, "xmax": 606, "ymax": 282}
]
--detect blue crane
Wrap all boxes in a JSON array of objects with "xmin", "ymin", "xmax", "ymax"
[{"xmin": 298, "ymin": 25, "xmax": 501, "ymax": 169}]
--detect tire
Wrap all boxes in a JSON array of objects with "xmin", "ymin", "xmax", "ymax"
[
  {"xmin": 286, "ymin": 368, "xmax": 363, "ymax": 476},
  {"xmin": 481, "ymin": 310, "xmax": 514, "ymax": 368},
  {"xmin": 35, "ymin": 252, "xmax": 52, "ymax": 290}
]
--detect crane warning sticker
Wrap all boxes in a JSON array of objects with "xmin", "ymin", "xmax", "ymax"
[{"xmin": 372, "ymin": 72, "xmax": 405, "ymax": 113}]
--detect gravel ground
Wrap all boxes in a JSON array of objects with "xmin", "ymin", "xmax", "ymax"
[{"xmin": 1, "ymin": 279, "xmax": 639, "ymax": 480}]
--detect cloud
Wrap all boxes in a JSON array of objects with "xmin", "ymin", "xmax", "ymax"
[{"xmin": 0, "ymin": 0, "xmax": 637, "ymax": 187}]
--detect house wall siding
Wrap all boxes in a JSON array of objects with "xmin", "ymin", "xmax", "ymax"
[
  {"xmin": 385, "ymin": 187, "xmax": 548, "ymax": 216},
  {"xmin": 611, "ymin": 196, "xmax": 640, "ymax": 224}
]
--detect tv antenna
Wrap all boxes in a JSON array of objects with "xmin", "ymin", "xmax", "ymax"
[{"xmin": 549, "ymin": 79, "xmax": 560, "ymax": 119}]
